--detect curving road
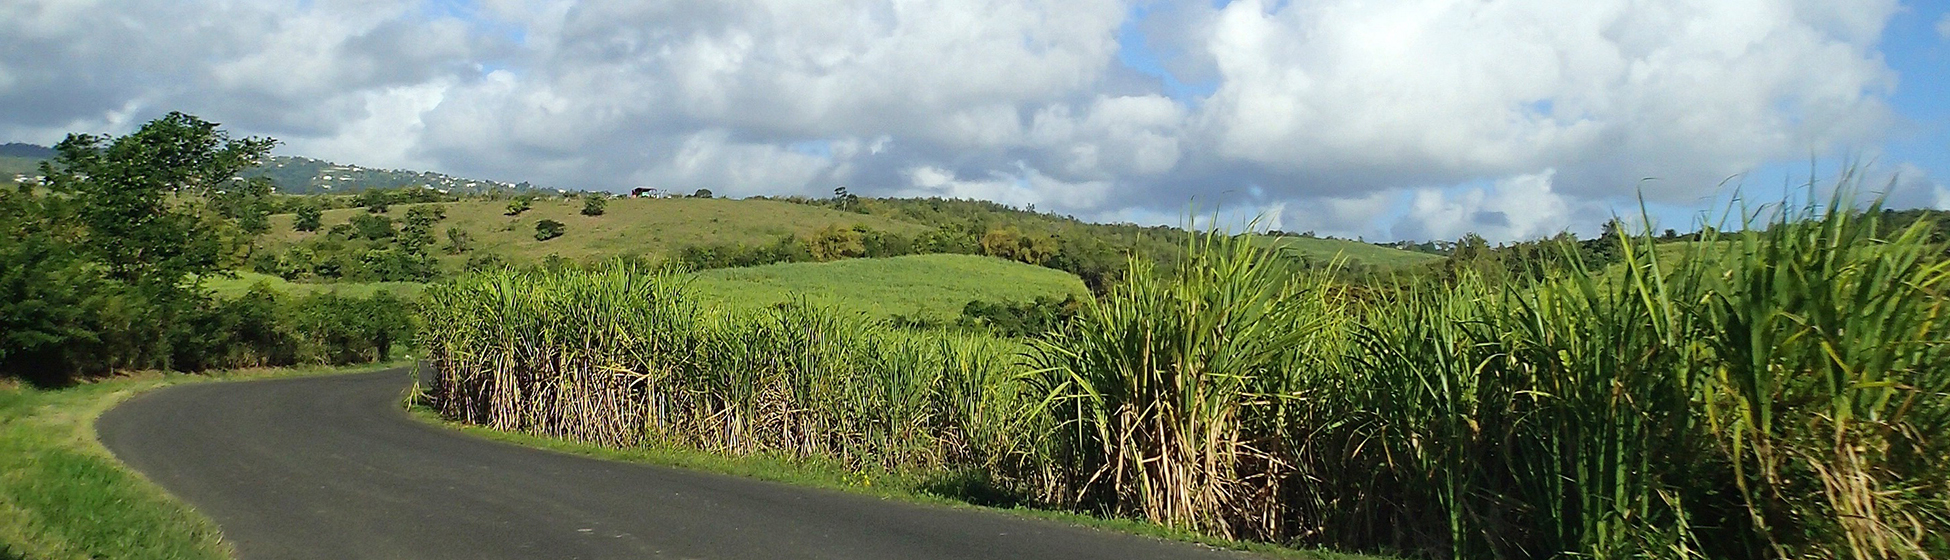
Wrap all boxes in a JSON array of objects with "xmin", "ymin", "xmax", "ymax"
[{"xmin": 98, "ymin": 369, "xmax": 1253, "ymax": 560}]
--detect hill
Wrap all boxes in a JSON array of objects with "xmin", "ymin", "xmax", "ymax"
[
  {"xmin": 0, "ymin": 143, "xmax": 52, "ymax": 159},
  {"xmin": 243, "ymin": 155, "xmax": 553, "ymax": 195},
  {"xmin": 691, "ymin": 254, "xmax": 1087, "ymax": 321},
  {"xmin": 261, "ymin": 196, "xmax": 928, "ymax": 268},
  {"xmin": 1255, "ymin": 235, "xmax": 1445, "ymax": 268}
]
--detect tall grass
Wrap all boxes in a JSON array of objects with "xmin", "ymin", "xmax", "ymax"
[
  {"xmin": 419, "ymin": 184, "xmax": 1947, "ymax": 558},
  {"xmin": 417, "ymin": 264, "xmax": 1029, "ymax": 473}
]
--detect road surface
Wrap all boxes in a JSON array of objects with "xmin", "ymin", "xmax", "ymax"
[{"xmin": 98, "ymin": 369, "xmax": 1253, "ymax": 560}]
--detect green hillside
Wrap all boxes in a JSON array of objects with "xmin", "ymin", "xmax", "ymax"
[
  {"xmin": 691, "ymin": 254, "xmax": 1087, "ymax": 321},
  {"xmin": 263, "ymin": 196, "xmax": 927, "ymax": 266},
  {"xmin": 1255, "ymin": 235, "xmax": 1444, "ymax": 268}
]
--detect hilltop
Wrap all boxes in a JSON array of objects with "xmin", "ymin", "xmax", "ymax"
[{"xmin": 242, "ymin": 155, "xmax": 559, "ymax": 195}]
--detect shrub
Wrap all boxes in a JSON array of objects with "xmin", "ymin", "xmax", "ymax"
[
  {"xmin": 294, "ymin": 205, "xmax": 322, "ymax": 232},
  {"xmin": 580, "ymin": 194, "xmax": 607, "ymax": 216},
  {"xmin": 350, "ymin": 214, "xmax": 396, "ymax": 240},
  {"xmin": 505, "ymin": 197, "xmax": 532, "ymax": 216},
  {"xmin": 534, "ymin": 219, "xmax": 565, "ymax": 241}
]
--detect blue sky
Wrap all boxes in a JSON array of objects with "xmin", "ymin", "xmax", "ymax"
[{"xmin": 1, "ymin": 0, "xmax": 1944, "ymax": 242}]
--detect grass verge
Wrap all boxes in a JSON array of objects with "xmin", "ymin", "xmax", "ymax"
[
  {"xmin": 403, "ymin": 405, "xmax": 1384, "ymax": 560},
  {"xmin": 0, "ymin": 362, "xmax": 404, "ymax": 560}
]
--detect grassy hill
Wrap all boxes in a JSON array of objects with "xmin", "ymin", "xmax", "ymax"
[
  {"xmin": 691, "ymin": 254, "xmax": 1087, "ymax": 321},
  {"xmin": 263, "ymin": 196, "xmax": 928, "ymax": 266},
  {"xmin": 1255, "ymin": 235, "xmax": 1444, "ymax": 268},
  {"xmin": 244, "ymin": 155, "xmax": 551, "ymax": 195}
]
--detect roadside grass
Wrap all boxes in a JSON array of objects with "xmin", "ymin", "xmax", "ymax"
[
  {"xmin": 201, "ymin": 270, "xmax": 425, "ymax": 299},
  {"xmin": 261, "ymin": 196, "xmax": 929, "ymax": 267},
  {"xmin": 0, "ymin": 362, "xmax": 404, "ymax": 560},
  {"xmin": 690, "ymin": 253, "xmax": 1089, "ymax": 321},
  {"xmin": 404, "ymin": 405, "xmax": 1385, "ymax": 560}
]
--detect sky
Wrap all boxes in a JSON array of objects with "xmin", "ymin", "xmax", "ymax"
[{"xmin": 2, "ymin": 0, "xmax": 1946, "ymax": 243}]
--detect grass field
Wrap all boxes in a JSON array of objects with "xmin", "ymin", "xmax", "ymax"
[
  {"xmin": 201, "ymin": 271, "xmax": 425, "ymax": 299},
  {"xmin": 690, "ymin": 254, "xmax": 1088, "ymax": 321},
  {"xmin": 0, "ymin": 363, "xmax": 401, "ymax": 560},
  {"xmin": 1252, "ymin": 235, "xmax": 1443, "ymax": 268},
  {"xmin": 262, "ymin": 197, "xmax": 928, "ymax": 267}
]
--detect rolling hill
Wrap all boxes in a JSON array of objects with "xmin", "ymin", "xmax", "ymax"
[
  {"xmin": 691, "ymin": 254, "xmax": 1088, "ymax": 321},
  {"xmin": 262, "ymin": 196, "xmax": 928, "ymax": 266},
  {"xmin": 1255, "ymin": 235, "xmax": 1446, "ymax": 268}
]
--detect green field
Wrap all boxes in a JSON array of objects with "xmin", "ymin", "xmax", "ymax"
[
  {"xmin": 1253, "ymin": 235, "xmax": 1443, "ymax": 268},
  {"xmin": 263, "ymin": 197, "xmax": 927, "ymax": 267},
  {"xmin": 691, "ymin": 254, "xmax": 1087, "ymax": 321},
  {"xmin": 201, "ymin": 271, "xmax": 425, "ymax": 299}
]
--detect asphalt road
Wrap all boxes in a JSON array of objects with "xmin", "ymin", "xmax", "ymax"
[{"xmin": 98, "ymin": 369, "xmax": 1254, "ymax": 560}]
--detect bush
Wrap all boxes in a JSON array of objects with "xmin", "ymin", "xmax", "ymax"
[
  {"xmin": 534, "ymin": 219, "xmax": 565, "ymax": 241},
  {"xmin": 580, "ymin": 195, "xmax": 607, "ymax": 216},
  {"xmin": 350, "ymin": 214, "xmax": 396, "ymax": 240},
  {"xmin": 505, "ymin": 197, "xmax": 532, "ymax": 216},
  {"xmin": 294, "ymin": 205, "xmax": 322, "ymax": 232}
]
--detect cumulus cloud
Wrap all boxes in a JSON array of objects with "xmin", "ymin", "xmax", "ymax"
[
  {"xmin": 1391, "ymin": 171, "xmax": 1592, "ymax": 242},
  {"xmin": 1189, "ymin": 0, "xmax": 1897, "ymax": 202},
  {"xmin": 0, "ymin": 0, "xmax": 1931, "ymax": 241}
]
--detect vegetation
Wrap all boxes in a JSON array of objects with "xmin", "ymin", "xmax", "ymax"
[
  {"xmin": 421, "ymin": 183, "xmax": 1948, "ymax": 559},
  {"xmin": 0, "ymin": 362, "xmax": 397, "ymax": 560},
  {"xmin": 690, "ymin": 254, "xmax": 1088, "ymax": 322},
  {"xmin": 0, "ymin": 114, "xmax": 409, "ymax": 385},
  {"xmin": 1, "ymin": 376, "xmax": 228, "ymax": 560},
  {"xmin": 580, "ymin": 194, "xmax": 607, "ymax": 216},
  {"xmin": 534, "ymin": 219, "xmax": 565, "ymax": 241}
]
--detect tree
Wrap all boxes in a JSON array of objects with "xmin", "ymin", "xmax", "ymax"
[
  {"xmin": 534, "ymin": 219, "xmax": 565, "ymax": 241},
  {"xmin": 444, "ymin": 226, "xmax": 472, "ymax": 254},
  {"xmin": 832, "ymin": 186, "xmax": 859, "ymax": 211},
  {"xmin": 357, "ymin": 189, "xmax": 391, "ymax": 213},
  {"xmin": 351, "ymin": 214, "xmax": 396, "ymax": 240},
  {"xmin": 295, "ymin": 205, "xmax": 323, "ymax": 232},
  {"xmin": 43, "ymin": 111, "xmax": 275, "ymax": 289},
  {"xmin": 803, "ymin": 224, "xmax": 864, "ymax": 261},
  {"xmin": 506, "ymin": 197, "xmax": 532, "ymax": 216},
  {"xmin": 692, "ymin": 188, "xmax": 713, "ymax": 199},
  {"xmin": 581, "ymin": 194, "xmax": 608, "ymax": 216}
]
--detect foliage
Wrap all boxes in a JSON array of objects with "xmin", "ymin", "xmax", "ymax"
[
  {"xmin": 803, "ymin": 223, "xmax": 865, "ymax": 261},
  {"xmin": 692, "ymin": 189, "xmax": 713, "ymax": 199},
  {"xmin": 580, "ymin": 194, "xmax": 607, "ymax": 216},
  {"xmin": 357, "ymin": 188, "xmax": 391, "ymax": 213},
  {"xmin": 0, "ymin": 114, "xmax": 412, "ymax": 384},
  {"xmin": 506, "ymin": 197, "xmax": 532, "ymax": 216},
  {"xmin": 955, "ymin": 295, "xmax": 1082, "ymax": 338},
  {"xmin": 294, "ymin": 204, "xmax": 323, "ymax": 232},
  {"xmin": 41, "ymin": 111, "xmax": 274, "ymax": 289},
  {"xmin": 425, "ymin": 179, "xmax": 1948, "ymax": 559},
  {"xmin": 419, "ymin": 264, "xmax": 1031, "ymax": 476},
  {"xmin": 444, "ymin": 226, "xmax": 472, "ymax": 254},
  {"xmin": 534, "ymin": 219, "xmax": 565, "ymax": 241}
]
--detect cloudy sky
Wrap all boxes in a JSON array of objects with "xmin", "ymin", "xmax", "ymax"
[{"xmin": 3, "ymin": 0, "xmax": 1946, "ymax": 242}]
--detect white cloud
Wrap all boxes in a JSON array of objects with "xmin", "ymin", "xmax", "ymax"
[
  {"xmin": 1394, "ymin": 171, "xmax": 1585, "ymax": 243},
  {"xmin": 1190, "ymin": 0, "xmax": 1898, "ymax": 202},
  {"xmin": 0, "ymin": 0, "xmax": 1930, "ymax": 241},
  {"xmin": 1938, "ymin": 13, "xmax": 1950, "ymax": 39}
]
